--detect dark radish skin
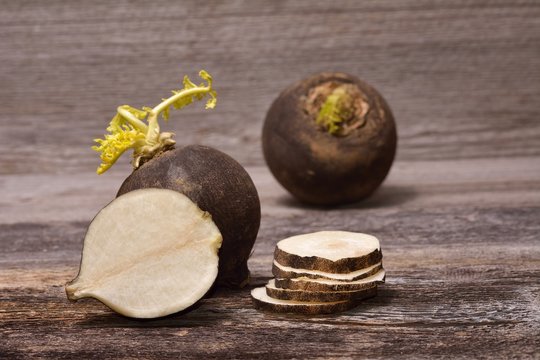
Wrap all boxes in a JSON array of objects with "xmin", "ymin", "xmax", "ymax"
[
  {"xmin": 117, "ymin": 145, "xmax": 261, "ymax": 288},
  {"xmin": 273, "ymin": 245, "xmax": 382, "ymax": 274},
  {"xmin": 273, "ymin": 268, "xmax": 386, "ymax": 292},
  {"xmin": 265, "ymin": 280, "xmax": 378, "ymax": 303},
  {"xmin": 262, "ymin": 72, "xmax": 397, "ymax": 206}
]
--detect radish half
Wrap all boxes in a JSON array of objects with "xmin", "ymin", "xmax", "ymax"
[{"xmin": 65, "ymin": 189, "xmax": 222, "ymax": 318}]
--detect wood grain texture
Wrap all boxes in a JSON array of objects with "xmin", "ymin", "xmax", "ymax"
[
  {"xmin": 1, "ymin": 1, "xmax": 539, "ymax": 359},
  {"xmin": 1, "ymin": 0, "xmax": 540, "ymax": 175},
  {"xmin": 1, "ymin": 162, "xmax": 539, "ymax": 359}
]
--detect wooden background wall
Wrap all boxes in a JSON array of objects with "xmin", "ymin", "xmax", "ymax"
[{"xmin": 2, "ymin": 0, "xmax": 539, "ymax": 175}]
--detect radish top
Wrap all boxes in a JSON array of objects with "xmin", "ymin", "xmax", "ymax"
[
  {"xmin": 92, "ymin": 70, "xmax": 217, "ymax": 174},
  {"xmin": 305, "ymin": 82, "xmax": 369, "ymax": 136}
]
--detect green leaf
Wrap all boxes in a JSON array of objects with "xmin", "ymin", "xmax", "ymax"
[
  {"xmin": 93, "ymin": 116, "xmax": 147, "ymax": 174},
  {"xmin": 93, "ymin": 69, "xmax": 218, "ymax": 175},
  {"xmin": 206, "ymin": 90, "xmax": 217, "ymax": 109},
  {"xmin": 183, "ymin": 75, "xmax": 197, "ymax": 89}
]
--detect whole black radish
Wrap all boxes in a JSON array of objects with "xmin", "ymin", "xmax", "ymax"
[{"xmin": 262, "ymin": 72, "xmax": 397, "ymax": 206}]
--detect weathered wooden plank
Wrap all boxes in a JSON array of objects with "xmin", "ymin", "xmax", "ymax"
[
  {"xmin": 2, "ymin": 206, "xmax": 540, "ymax": 269},
  {"xmin": 1, "ymin": 283, "xmax": 538, "ymax": 359},
  {"xmin": 2, "ymin": 157, "xmax": 539, "ymax": 224},
  {"xmin": 1, "ymin": 197, "xmax": 539, "ymax": 358},
  {"xmin": 1, "ymin": 245, "xmax": 539, "ymax": 358}
]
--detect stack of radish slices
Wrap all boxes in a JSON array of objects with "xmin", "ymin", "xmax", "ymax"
[{"xmin": 251, "ymin": 231, "xmax": 385, "ymax": 314}]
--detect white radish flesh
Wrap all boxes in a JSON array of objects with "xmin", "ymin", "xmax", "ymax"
[
  {"xmin": 277, "ymin": 231, "xmax": 379, "ymax": 261},
  {"xmin": 274, "ymin": 231, "xmax": 382, "ymax": 273},
  {"xmin": 65, "ymin": 189, "xmax": 222, "ymax": 319}
]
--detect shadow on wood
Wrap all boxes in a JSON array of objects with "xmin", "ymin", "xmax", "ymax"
[
  {"xmin": 275, "ymin": 184, "xmax": 418, "ymax": 210},
  {"xmin": 75, "ymin": 300, "xmax": 232, "ymax": 329}
]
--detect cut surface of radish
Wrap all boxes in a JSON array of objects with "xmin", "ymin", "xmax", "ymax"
[
  {"xmin": 251, "ymin": 287, "xmax": 358, "ymax": 314},
  {"xmin": 275, "ymin": 269, "xmax": 386, "ymax": 292},
  {"xmin": 274, "ymin": 231, "xmax": 382, "ymax": 273},
  {"xmin": 265, "ymin": 279, "xmax": 377, "ymax": 302},
  {"xmin": 273, "ymin": 260, "xmax": 382, "ymax": 282},
  {"xmin": 65, "ymin": 189, "xmax": 222, "ymax": 319}
]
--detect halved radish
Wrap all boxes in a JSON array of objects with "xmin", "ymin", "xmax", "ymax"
[
  {"xmin": 273, "ymin": 260, "xmax": 382, "ymax": 282},
  {"xmin": 274, "ymin": 269, "xmax": 386, "ymax": 292},
  {"xmin": 265, "ymin": 279, "xmax": 377, "ymax": 302},
  {"xmin": 274, "ymin": 231, "xmax": 382, "ymax": 273},
  {"xmin": 90, "ymin": 70, "xmax": 260, "ymax": 288},
  {"xmin": 65, "ymin": 189, "xmax": 222, "ymax": 318}
]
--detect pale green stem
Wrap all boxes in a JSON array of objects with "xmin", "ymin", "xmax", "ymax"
[
  {"xmin": 117, "ymin": 107, "xmax": 149, "ymax": 133},
  {"xmin": 145, "ymin": 112, "xmax": 161, "ymax": 146},
  {"xmin": 152, "ymin": 87, "xmax": 210, "ymax": 114},
  {"xmin": 145, "ymin": 86, "xmax": 211, "ymax": 145}
]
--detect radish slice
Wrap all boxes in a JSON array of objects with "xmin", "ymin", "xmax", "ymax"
[
  {"xmin": 251, "ymin": 287, "xmax": 360, "ymax": 314},
  {"xmin": 274, "ymin": 269, "xmax": 386, "ymax": 292},
  {"xmin": 265, "ymin": 279, "xmax": 377, "ymax": 302},
  {"xmin": 274, "ymin": 231, "xmax": 382, "ymax": 273}
]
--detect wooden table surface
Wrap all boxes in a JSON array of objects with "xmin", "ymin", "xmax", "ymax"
[{"xmin": 1, "ymin": 1, "xmax": 539, "ymax": 358}]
